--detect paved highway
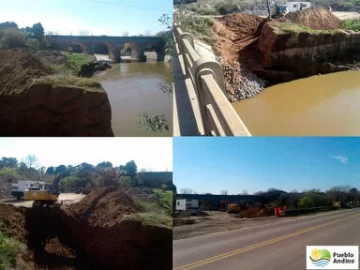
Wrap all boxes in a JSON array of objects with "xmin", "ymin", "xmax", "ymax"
[{"xmin": 173, "ymin": 209, "xmax": 360, "ymax": 270}]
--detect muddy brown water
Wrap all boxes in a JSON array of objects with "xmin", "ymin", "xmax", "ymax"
[
  {"xmin": 95, "ymin": 62, "xmax": 173, "ymax": 137},
  {"xmin": 233, "ymin": 71, "xmax": 360, "ymax": 136}
]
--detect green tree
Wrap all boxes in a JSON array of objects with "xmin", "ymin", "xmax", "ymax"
[
  {"xmin": 96, "ymin": 161, "xmax": 113, "ymax": 168},
  {"xmin": 124, "ymin": 160, "xmax": 137, "ymax": 177},
  {"xmin": 298, "ymin": 190, "xmax": 328, "ymax": 208},
  {"xmin": 55, "ymin": 165, "xmax": 67, "ymax": 175},
  {"xmin": 0, "ymin": 21, "xmax": 18, "ymax": 29},
  {"xmin": 0, "ymin": 29, "xmax": 26, "ymax": 49},
  {"xmin": 46, "ymin": 166, "xmax": 55, "ymax": 175},
  {"xmin": 24, "ymin": 154, "xmax": 38, "ymax": 169},
  {"xmin": 31, "ymin": 23, "xmax": 45, "ymax": 39}
]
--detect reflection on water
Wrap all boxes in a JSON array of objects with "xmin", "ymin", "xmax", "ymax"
[
  {"xmin": 95, "ymin": 62, "xmax": 173, "ymax": 137},
  {"xmin": 233, "ymin": 71, "xmax": 360, "ymax": 136}
]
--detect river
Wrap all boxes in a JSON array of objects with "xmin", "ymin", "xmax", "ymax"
[
  {"xmin": 233, "ymin": 71, "xmax": 360, "ymax": 136},
  {"xmin": 95, "ymin": 61, "xmax": 173, "ymax": 137}
]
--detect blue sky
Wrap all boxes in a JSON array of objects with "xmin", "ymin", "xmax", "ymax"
[
  {"xmin": 0, "ymin": 138, "xmax": 172, "ymax": 171},
  {"xmin": 0, "ymin": 0, "xmax": 172, "ymax": 36},
  {"xmin": 174, "ymin": 137, "xmax": 360, "ymax": 194}
]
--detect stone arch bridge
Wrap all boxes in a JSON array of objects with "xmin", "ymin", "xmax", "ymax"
[{"xmin": 47, "ymin": 35, "xmax": 166, "ymax": 62}]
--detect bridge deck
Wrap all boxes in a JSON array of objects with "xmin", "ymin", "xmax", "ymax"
[{"xmin": 173, "ymin": 40, "xmax": 204, "ymax": 136}]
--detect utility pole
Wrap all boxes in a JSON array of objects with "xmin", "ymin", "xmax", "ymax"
[{"xmin": 266, "ymin": 0, "xmax": 272, "ymax": 19}]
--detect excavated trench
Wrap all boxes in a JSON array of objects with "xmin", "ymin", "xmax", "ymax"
[{"xmin": 0, "ymin": 188, "xmax": 172, "ymax": 270}]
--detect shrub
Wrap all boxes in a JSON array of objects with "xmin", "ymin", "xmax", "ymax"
[
  {"xmin": 25, "ymin": 38, "xmax": 40, "ymax": 50},
  {"xmin": 0, "ymin": 232, "xmax": 25, "ymax": 270},
  {"xmin": 0, "ymin": 167, "xmax": 21, "ymax": 182},
  {"xmin": 180, "ymin": 17, "xmax": 214, "ymax": 42},
  {"xmin": 0, "ymin": 29, "xmax": 26, "ymax": 49},
  {"xmin": 343, "ymin": 19, "xmax": 360, "ymax": 31}
]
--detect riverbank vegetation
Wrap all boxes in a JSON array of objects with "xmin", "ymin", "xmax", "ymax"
[
  {"xmin": 35, "ymin": 74, "xmax": 104, "ymax": 92},
  {"xmin": 0, "ymin": 21, "xmax": 46, "ymax": 50}
]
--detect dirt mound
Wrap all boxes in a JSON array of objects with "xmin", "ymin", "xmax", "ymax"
[
  {"xmin": 239, "ymin": 207, "xmax": 274, "ymax": 218},
  {"xmin": 211, "ymin": 14, "xmax": 267, "ymax": 101},
  {"xmin": 213, "ymin": 13, "xmax": 266, "ymax": 62},
  {"xmin": 0, "ymin": 49, "xmax": 113, "ymax": 136},
  {"xmin": 65, "ymin": 187, "xmax": 140, "ymax": 227},
  {"xmin": 34, "ymin": 50, "xmax": 67, "ymax": 65},
  {"xmin": 0, "ymin": 49, "xmax": 52, "ymax": 94},
  {"xmin": 276, "ymin": 6, "xmax": 342, "ymax": 30},
  {"xmin": 0, "ymin": 204, "xmax": 26, "ymax": 241},
  {"xmin": 173, "ymin": 210, "xmax": 209, "ymax": 217}
]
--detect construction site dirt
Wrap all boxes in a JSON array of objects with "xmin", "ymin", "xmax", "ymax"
[
  {"xmin": 173, "ymin": 211, "xmax": 281, "ymax": 240},
  {"xmin": 210, "ymin": 7, "xmax": 360, "ymax": 102},
  {"xmin": 0, "ymin": 187, "xmax": 172, "ymax": 270}
]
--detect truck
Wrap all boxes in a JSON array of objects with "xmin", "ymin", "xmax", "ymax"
[
  {"xmin": 286, "ymin": 1, "xmax": 311, "ymax": 12},
  {"xmin": 11, "ymin": 180, "xmax": 46, "ymax": 200}
]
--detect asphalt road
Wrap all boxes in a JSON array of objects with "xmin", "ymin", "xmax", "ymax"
[{"xmin": 173, "ymin": 209, "xmax": 360, "ymax": 270}]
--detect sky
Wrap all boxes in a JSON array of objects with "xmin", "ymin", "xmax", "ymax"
[
  {"xmin": 174, "ymin": 137, "xmax": 360, "ymax": 195},
  {"xmin": 0, "ymin": 0, "xmax": 172, "ymax": 36},
  {"xmin": 0, "ymin": 138, "xmax": 172, "ymax": 171}
]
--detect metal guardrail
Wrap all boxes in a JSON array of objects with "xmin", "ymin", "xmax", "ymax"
[{"xmin": 174, "ymin": 23, "xmax": 251, "ymax": 136}]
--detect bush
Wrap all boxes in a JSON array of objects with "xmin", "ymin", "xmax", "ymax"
[
  {"xmin": 343, "ymin": 19, "xmax": 360, "ymax": 31},
  {"xmin": 62, "ymin": 52, "xmax": 94, "ymax": 75},
  {"xmin": 0, "ymin": 167, "xmax": 21, "ymax": 182},
  {"xmin": 180, "ymin": 17, "xmax": 214, "ymax": 42},
  {"xmin": 0, "ymin": 29, "xmax": 26, "ymax": 49},
  {"xmin": 34, "ymin": 74, "xmax": 104, "ymax": 92},
  {"xmin": 0, "ymin": 232, "xmax": 25, "ymax": 270},
  {"xmin": 25, "ymin": 38, "xmax": 40, "ymax": 50}
]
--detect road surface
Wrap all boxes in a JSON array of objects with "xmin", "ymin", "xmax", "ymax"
[
  {"xmin": 173, "ymin": 209, "xmax": 360, "ymax": 270},
  {"xmin": 1, "ymin": 193, "xmax": 85, "ymax": 208}
]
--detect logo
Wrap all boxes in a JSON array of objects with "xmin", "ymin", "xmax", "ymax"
[
  {"xmin": 306, "ymin": 246, "xmax": 359, "ymax": 269},
  {"xmin": 310, "ymin": 248, "xmax": 331, "ymax": 267}
]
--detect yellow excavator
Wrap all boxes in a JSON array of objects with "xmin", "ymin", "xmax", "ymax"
[{"xmin": 24, "ymin": 163, "xmax": 114, "ymax": 207}]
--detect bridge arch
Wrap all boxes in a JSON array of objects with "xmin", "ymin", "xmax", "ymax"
[
  {"xmin": 69, "ymin": 41, "xmax": 88, "ymax": 53},
  {"xmin": 120, "ymin": 42, "xmax": 140, "ymax": 59}
]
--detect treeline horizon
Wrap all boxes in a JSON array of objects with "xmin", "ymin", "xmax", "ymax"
[
  {"xmin": 179, "ymin": 187, "xmax": 360, "ymax": 209},
  {"xmin": 0, "ymin": 155, "xmax": 175, "ymax": 194}
]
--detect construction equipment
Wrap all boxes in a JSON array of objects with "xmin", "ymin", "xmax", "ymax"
[
  {"xmin": 227, "ymin": 203, "xmax": 241, "ymax": 214},
  {"xmin": 267, "ymin": 0, "xmax": 289, "ymax": 19},
  {"xmin": 24, "ymin": 163, "xmax": 113, "ymax": 207}
]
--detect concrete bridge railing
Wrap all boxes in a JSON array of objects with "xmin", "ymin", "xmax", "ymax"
[{"xmin": 174, "ymin": 23, "xmax": 251, "ymax": 136}]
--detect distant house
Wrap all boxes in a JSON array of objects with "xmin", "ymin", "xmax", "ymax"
[
  {"xmin": 286, "ymin": 1, "xmax": 311, "ymax": 12},
  {"xmin": 175, "ymin": 199, "xmax": 199, "ymax": 211},
  {"xmin": 176, "ymin": 194, "xmax": 265, "ymax": 211}
]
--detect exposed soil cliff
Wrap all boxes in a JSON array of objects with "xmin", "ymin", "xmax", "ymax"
[
  {"xmin": 0, "ymin": 188, "xmax": 172, "ymax": 270},
  {"xmin": 257, "ymin": 9, "xmax": 360, "ymax": 82},
  {"xmin": 0, "ymin": 49, "xmax": 113, "ymax": 136},
  {"xmin": 211, "ymin": 7, "xmax": 360, "ymax": 102}
]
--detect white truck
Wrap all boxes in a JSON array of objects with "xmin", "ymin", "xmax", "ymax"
[
  {"xmin": 11, "ymin": 180, "xmax": 46, "ymax": 200},
  {"xmin": 286, "ymin": 2, "xmax": 311, "ymax": 12}
]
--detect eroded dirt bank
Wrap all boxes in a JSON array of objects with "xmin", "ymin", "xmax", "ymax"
[
  {"xmin": 211, "ymin": 7, "xmax": 360, "ymax": 102},
  {"xmin": 0, "ymin": 187, "xmax": 172, "ymax": 270},
  {"xmin": 0, "ymin": 49, "xmax": 113, "ymax": 136}
]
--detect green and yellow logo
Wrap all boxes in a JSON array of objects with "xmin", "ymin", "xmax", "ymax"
[{"xmin": 310, "ymin": 248, "xmax": 331, "ymax": 267}]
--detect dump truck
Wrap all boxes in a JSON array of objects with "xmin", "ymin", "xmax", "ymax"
[{"xmin": 24, "ymin": 163, "xmax": 113, "ymax": 207}]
